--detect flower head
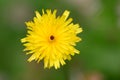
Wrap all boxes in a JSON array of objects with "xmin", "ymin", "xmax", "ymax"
[{"xmin": 21, "ymin": 9, "xmax": 82, "ymax": 69}]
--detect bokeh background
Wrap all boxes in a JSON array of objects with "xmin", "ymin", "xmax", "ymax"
[{"xmin": 0, "ymin": 0, "xmax": 120, "ymax": 80}]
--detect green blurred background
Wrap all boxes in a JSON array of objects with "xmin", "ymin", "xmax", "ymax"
[{"xmin": 0, "ymin": 0, "xmax": 120, "ymax": 80}]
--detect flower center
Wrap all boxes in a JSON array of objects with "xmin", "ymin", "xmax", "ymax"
[{"xmin": 50, "ymin": 35, "xmax": 54, "ymax": 40}]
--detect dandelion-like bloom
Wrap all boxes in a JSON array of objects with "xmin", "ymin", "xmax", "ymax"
[{"xmin": 21, "ymin": 9, "xmax": 82, "ymax": 69}]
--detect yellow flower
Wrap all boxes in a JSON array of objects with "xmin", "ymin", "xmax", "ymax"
[{"xmin": 21, "ymin": 9, "xmax": 82, "ymax": 69}]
